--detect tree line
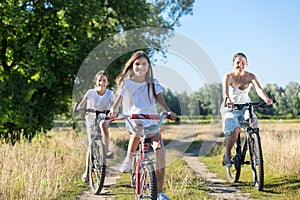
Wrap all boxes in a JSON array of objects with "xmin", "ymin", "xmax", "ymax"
[
  {"xmin": 0, "ymin": 0, "xmax": 195, "ymax": 144},
  {"xmin": 1, "ymin": 1, "xmax": 299, "ymax": 145},
  {"xmin": 163, "ymin": 81, "xmax": 300, "ymax": 118}
]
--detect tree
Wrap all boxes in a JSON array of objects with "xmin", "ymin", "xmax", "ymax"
[
  {"xmin": 0, "ymin": 0, "xmax": 194, "ymax": 143},
  {"xmin": 285, "ymin": 82, "xmax": 300, "ymax": 116},
  {"xmin": 162, "ymin": 88, "xmax": 181, "ymax": 115},
  {"xmin": 177, "ymin": 91, "xmax": 190, "ymax": 115},
  {"xmin": 205, "ymin": 83, "xmax": 222, "ymax": 115}
]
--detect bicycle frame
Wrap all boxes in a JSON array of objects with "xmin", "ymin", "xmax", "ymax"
[
  {"xmin": 226, "ymin": 100, "xmax": 271, "ymax": 191},
  {"xmin": 76, "ymin": 108, "xmax": 110, "ymax": 194},
  {"xmin": 111, "ymin": 112, "xmax": 168, "ymax": 199}
]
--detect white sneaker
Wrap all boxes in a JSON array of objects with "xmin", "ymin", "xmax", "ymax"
[
  {"xmin": 157, "ymin": 192, "xmax": 170, "ymax": 200},
  {"xmin": 119, "ymin": 160, "xmax": 131, "ymax": 173}
]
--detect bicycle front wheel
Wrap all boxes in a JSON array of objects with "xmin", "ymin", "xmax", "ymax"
[
  {"xmin": 89, "ymin": 139, "xmax": 106, "ymax": 195},
  {"xmin": 135, "ymin": 161, "xmax": 157, "ymax": 200},
  {"xmin": 249, "ymin": 129, "xmax": 264, "ymax": 191},
  {"xmin": 226, "ymin": 136, "xmax": 242, "ymax": 183}
]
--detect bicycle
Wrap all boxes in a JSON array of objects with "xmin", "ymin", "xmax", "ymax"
[
  {"xmin": 75, "ymin": 108, "xmax": 109, "ymax": 195},
  {"xmin": 225, "ymin": 98, "xmax": 275, "ymax": 191},
  {"xmin": 111, "ymin": 112, "xmax": 173, "ymax": 200}
]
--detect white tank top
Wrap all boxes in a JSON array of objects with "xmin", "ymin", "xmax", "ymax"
[{"xmin": 228, "ymin": 83, "xmax": 251, "ymax": 103}]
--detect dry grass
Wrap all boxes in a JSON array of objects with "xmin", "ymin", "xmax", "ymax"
[
  {"xmin": 0, "ymin": 129, "xmax": 86, "ymax": 200},
  {"xmin": 260, "ymin": 120, "xmax": 300, "ymax": 175},
  {"xmin": 0, "ymin": 119, "xmax": 298, "ymax": 199}
]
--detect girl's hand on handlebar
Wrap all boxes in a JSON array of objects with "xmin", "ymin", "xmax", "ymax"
[
  {"xmin": 224, "ymin": 97, "xmax": 234, "ymax": 110},
  {"xmin": 167, "ymin": 111, "xmax": 177, "ymax": 120},
  {"xmin": 265, "ymin": 97, "xmax": 273, "ymax": 106},
  {"xmin": 226, "ymin": 102, "xmax": 234, "ymax": 110},
  {"xmin": 109, "ymin": 110, "xmax": 117, "ymax": 118},
  {"xmin": 78, "ymin": 107, "xmax": 86, "ymax": 114}
]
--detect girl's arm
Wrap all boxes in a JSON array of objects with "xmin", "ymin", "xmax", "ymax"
[
  {"xmin": 110, "ymin": 94, "xmax": 123, "ymax": 117},
  {"xmin": 77, "ymin": 96, "xmax": 88, "ymax": 114},
  {"xmin": 156, "ymin": 93, "xmax": 177, "ymax": 120},
  {"xmin": 223, "ymin": 74, "xmax": 233, "ymax": 108},
  {"xmin": 251, "ymin": 74, "xmax": 273, "ymax": 105}
]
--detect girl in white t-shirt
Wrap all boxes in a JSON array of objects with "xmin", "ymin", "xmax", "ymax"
[
  {"xmin": 110, "ymin": 51, "xmax": 176, "ymax": 199},
  {"xmin": 77, "ymin": 70, "xmax": 114, "ymax": 182}
]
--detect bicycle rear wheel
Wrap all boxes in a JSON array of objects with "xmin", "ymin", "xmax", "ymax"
[
  {"xmin": 89, "ymin": 139, "xmax": 106, "ymax": 194},
  {"xmin": 134, "ymin": 161, "xmax": 157, "ymax": 200},
  {"xmin": 248, "ymin": 129, "xmax": 264, "ymax": 191},
  {"xmin": 226, "ymin": 135, "xmax": 242, "ymax": 183}
]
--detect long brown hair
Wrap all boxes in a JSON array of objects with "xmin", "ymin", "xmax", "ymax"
[{"xmin": 116, "ymin": 51, "xmax": 157, "ymax": 101}]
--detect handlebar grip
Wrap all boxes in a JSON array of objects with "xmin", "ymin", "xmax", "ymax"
[
  {"xmin": 131, "ymin": 114, "xmax": 160, "ymax": 119},
  {"xmin": 271, "ymin": 94, "xmax": 277, "ymax": 104},
  {"xmin": 166, "ymin": 114, "xmax": 180, "ymax": 122}
]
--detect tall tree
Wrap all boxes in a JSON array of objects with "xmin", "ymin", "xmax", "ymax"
[
  {"xmin": 0, "ymin": 0, "xmax": 194, "ymax": 143},
  {"xmin": 285, "ymin": 82, "xmax": 300, "ymax": 116}
]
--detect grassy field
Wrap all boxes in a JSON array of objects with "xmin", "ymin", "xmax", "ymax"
[
  {"xmin": 0, "ymin": 129, "xmax": 87, "ymax": 200},
  {"xmin": 0, "ymin": 119, "xmax": 299, "ymax": 199},
  {"xmin": 200, "ymin": 119, "xmax": 300, "ymax": 200}
]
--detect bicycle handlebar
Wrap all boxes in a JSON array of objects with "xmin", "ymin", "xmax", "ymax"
[
  {"xmin": 77, "ymin": 108, "xmax": 110, "ymax": 115},
  {"xmin": 111, "ymin": 112, "xmax": 178, "ymax": 135},
  {"xmin": 225, "ymin": 94, "xmax": 276, "ymax": 110}
]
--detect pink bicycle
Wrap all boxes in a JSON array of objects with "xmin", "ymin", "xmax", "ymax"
[{"xmin": 112, "ymin": 112, "xmax": 173, "ymax": 200}]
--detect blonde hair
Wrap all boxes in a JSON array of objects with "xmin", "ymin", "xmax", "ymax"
[{"xmin": 116, "ymin": 51, "xmax": 156, "ymax": 101}]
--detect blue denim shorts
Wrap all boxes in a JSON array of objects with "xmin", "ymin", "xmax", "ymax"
[{"xmin": 221, "ymin": 108, "xmax": 258, "ymax": 136}]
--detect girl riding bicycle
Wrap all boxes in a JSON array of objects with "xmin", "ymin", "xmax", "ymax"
[
  {"xmin": 77, "ymin": 70, "xmax": 114, "ymax": 182},
  {"xmin": 220, "ymin": 52, "xmax": 273, "ymax": 167},
  {"xmin": 109, "ymin": 51, "xmax": 176, "ymax": 200}
]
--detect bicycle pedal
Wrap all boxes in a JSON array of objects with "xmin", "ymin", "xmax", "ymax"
[{"xmin": 244, "ymin": 161, "xmax": 251, "ymax": 165}]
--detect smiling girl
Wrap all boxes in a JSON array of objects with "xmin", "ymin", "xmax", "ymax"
[
  {"xmin": 220, "ymin": 52, "xmax": 273, "ymax": 167},
  {"xmin": 77, "ymin": 70, "xmax": 114, "ymax": 182},
  {"xmin": 110, "ymin": 51, "xmax": 176, "ymax": 200}
]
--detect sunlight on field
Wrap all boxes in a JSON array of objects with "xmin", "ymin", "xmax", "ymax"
[
  {"xmin": 1, "ymin": 119, "xmax": 298, "ymax": 199},
  {"xmin": 0, "ymin": 130, "xmax": 86, "ymax": 200},
  {"xmin": 260, "ymin": 120, "xmax": 300, "ymax": 175}
]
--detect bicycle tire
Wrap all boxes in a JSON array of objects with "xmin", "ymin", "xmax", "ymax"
[
  {"xmin": 249, "ymin": 129, "xmax": 264, "ymax": 191},
  {"xmin": 226, "ymin": 136, "xmax": 242, "ymax": 183},
  {"xmin": 89, "ymin": 139, "xmax": 106, "ymax": 195},
  {"xmin": 134, "ymin": 161, "xmax": 157, "ymax": 200}
]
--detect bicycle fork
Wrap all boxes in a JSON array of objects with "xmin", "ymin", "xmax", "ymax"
[{"xmin": 133, "ymin": 136, "xmax": 151, "ymax": 197}]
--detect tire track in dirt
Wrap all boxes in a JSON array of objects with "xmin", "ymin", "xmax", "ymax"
[{"xmin": 183, "ymin": 152, "xmax": 253, "ymax": 200}]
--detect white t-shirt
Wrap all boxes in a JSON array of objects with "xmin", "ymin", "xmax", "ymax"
[
  {"xmin": 118, "ymin": 78, "xmax": 163, "ymax": 127},
  {"xmin": 84, "ymin": 89, "xmax": 114, "ymax": 125}
]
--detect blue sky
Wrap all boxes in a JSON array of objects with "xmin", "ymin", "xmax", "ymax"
[{"xmin": 153, "ymin": 0, "xmax": 300, "ymax": 93}]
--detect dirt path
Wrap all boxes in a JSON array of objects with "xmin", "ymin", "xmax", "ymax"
[
  {"xmin": 78, "ymin": 165, "xmax": 121, "ymax": 200},
  {"xmin": 182, "ymin": 153, "xmax": 252, "ymax": 200},
  {"xmin": 77, "ymin": 122, "xmax": 252, "ymax": 200},
  {"xmin": 78, "ymin": 153, "xmax": 252, "ymax": 200}
]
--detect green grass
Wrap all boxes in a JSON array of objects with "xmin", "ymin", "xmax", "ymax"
[
  {"xmin": 200, "ymin": 143, "xmax": 300, "ymax": 200},
  {"xmin": 111, "ymin": 156, "xmax": 214, "ymax": 200}
]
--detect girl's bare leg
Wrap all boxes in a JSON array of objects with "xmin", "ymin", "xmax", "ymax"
[
  {"xmin": 155, "ymin": 147, "xmax": 166, "ymax": 193},
  {"xmin": 100, "ymin": 120, "xmax": 109, "ymax": 153},
  {"xmin": 225, "ymin": 126, "xmax": 240, "ymax": 163},
  {"xmin": 126, "ymin": 135, "xmax": 140, "ymax": 161}
]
